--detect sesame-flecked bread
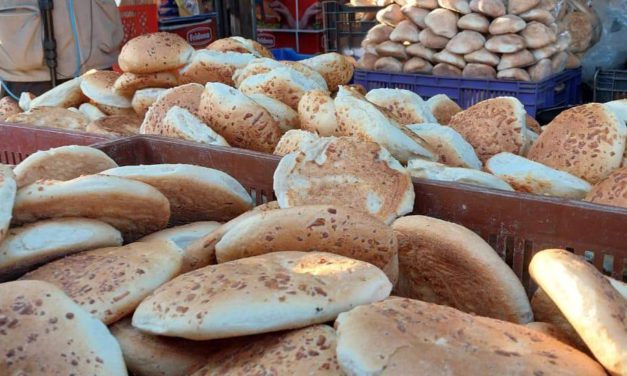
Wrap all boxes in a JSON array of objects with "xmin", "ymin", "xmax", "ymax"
[
  {"xmin": 334, "ymin": 297, "xmax": 605, "ymax": 376},
  {"xmin": 139, "ymin": 221, "xmax": 222, "ymax": 272},
  {"xmin": 132, "ymin": 251, "xmax": 392, "ymax": 340},
  {"xmin": 233, "ymin": 58, "xmax": 328, "ymax": 90},
  {"xmin": 13, "ymin": 145, "xmax": 118, "ymax": 188},
  {"xmin": 0, "ymin": 165, "xmax": 16, "ymax": 243},
  {"xmin": 448, "ymin": 96, "xmax": 529, "ymax": 162},
  {"xmin": 197, "ymin": 83, "xmax": 282, "ymax": 153},
  {"xmin": 5, "ymin": 106, "xmax": 90, "ymax": 130},
  {"xmin": 527, "ymin": 103, "xmax": 627, "ymax": 184},
  {"xmin": 20, "ymin": 240, "xmax": 183, "ymax": 325},
  {"xmin": 119, "ymin": 32, "xmax": 194, "ymax": 74},
  {"xmin": 178, "ymin": 50, "xmax": 255, "ymax": 86},
  {"xmin": 530, "ymin": 249, "xmax": 627, "ymax": 375},
  {"xmin": 86, "ymin": 115, "xmax": 143, "ymax": 137},
  {"xmin": 583, "ymin": 167, "xmax": 627, "ymax": 209},
  {"xmin": 0, "ymin": 96, "xmax": 21, "ymax": 121},
  {"xmin": 406, "ymin": 124, "xmax": 482, "ymax": 169},
  {"xmin": 191, "ymin": 325, "xmax": 343, "ymax": 376},
  {"xmin": 0, "ymin": 280, "xmax": 128, "ymax": 375},
  {"xmin": 101, "ymin": 164, "xmax": 252, "ymax": 225},
  {"xmin": 392, "ymin": 215, "xmax": 532, "ymax": 324},
  {"xmin": 298, "ymin": 90, "xmax": 340, "ymax": 136},
  {"xmin": 110, "ymin": 317, "xmax": 218, "ymax": 376},
  {"xmin": 12, "ymin": 174, "xmax": 170, "ymax": 240},
  {"xmin": 139, "ymin": 83, "xmax": 204, "ymax": 137},
  {"xmin": 154, "ymin": 106, "xmax": 229, "ymax": 146},
  {"xmin": 300, "ymin": 52, "xmax": 355, "ymax": 92},
  {"xmin": 0, "ymin": 218, "xmax": 122, "ymax": 282},
  {"xmin": 426, "ymin": 94, "xmax": 462, "ymax": 125},
  {"xmin": 248, "ymin": 93, "xmax": 300, "ymax": 133},
  {"xmin": 132, "ymin": 88, "xmax": 166, "ymax": 116},
  {"xmin": 406, "ymin": 158, "xmax": 514, "ymax": 191},
  {"xmin": 206, "ymin": 36, "xmax": 273, "ymax": 58},
  {"xmin": 113, "ymin": 71, "xmax": 178, "ymax": 96},
  {"xmin": 214, "ymin": 205, "xmax": 399, "ymax": 283},
  {"xmin": 273, "ymin": 137, "xmax": 415, "ymax": 225},
  {"xmin": 365, "ymin": 88, "xmax": 437, "ymax": 125},
  {"xmin": 525, "ymin": 322, "xmax": 582, "ymax": 350},
  {"xmin": 273, "ymin": 129, "xmax": 320, "ymax": 156},
  {"xmin": 28, "ymin": 76, "xmax": 86, "ymax": 109},
  {"xmin": 80, "ymin": 70, "xmax": 132, "ymax": 109}
]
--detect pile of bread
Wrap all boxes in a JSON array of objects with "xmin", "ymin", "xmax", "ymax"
[
  {"xmin": 0, "ymin": 32, "xmax": 355, "ymax": 145},
  {"xmin": 357, "ymin": 0, "xmax": 593, "ymax": 80},
  {"xmin": 1, "ymin": 136, "xmax": 625, "ymax": 375}
]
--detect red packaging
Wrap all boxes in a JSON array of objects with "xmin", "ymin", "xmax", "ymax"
[{"xmin": 256, "ymin": 0, "xmax": 324, "ymax": 53}]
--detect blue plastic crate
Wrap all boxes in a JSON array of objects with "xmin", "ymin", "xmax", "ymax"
[
  {"xmin": 354, "ymin": 68, "xmax": 582, "ymax": 116},
  {"xmin": 271, "ymin": 48, "xmax": 314, "ymax": 61}
]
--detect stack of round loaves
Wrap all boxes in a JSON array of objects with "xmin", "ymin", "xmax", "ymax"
[
  {"xmin": 358, "ymin": 0, "xmax": 588, "ymax": 80},
  {"xmin": 1, "ymin": 139, "xmax": 624, "ymax": 375}
]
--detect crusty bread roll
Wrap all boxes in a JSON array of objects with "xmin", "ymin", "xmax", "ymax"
[
  {"xmin": 407, "ymin": 158, "xmax": 515, "ymax": 190},
  {"xmin": 151, "ymin": 106, "xmax": 229, "ymax": 146},
  {"xmin": 113, "ymin": 71, "xmax": 177, "ymax": 96},
  {"xmin": 426, "ymin": 94, "xmax": 462, "ymax": 124},
  {"xmin": 273, "ymin": 129, "xmax": 320, "ymax": 156},
  {"xmin": 446, "ymin": 30, "xmax": 485, "ymax": 54},
  {"xmin": 389, "ymin": 20, "xmax": 420, "ymax": 44},
  {"xmin": 530, "ymin": 249, "xmax": 627, "ymax": 375},
  {"xmin": 13, "ymin": 145, "xmax": 117, "ymax": 188},
  {"xmin": 178, "ymin": 50, "xmax": 255, "ymax": 86},
  {"xmin": 21, "ymin": 240, "xmax": 183, "ymax": 325},
  {"xmin": 485, "ymin": 34, "xmax": 526, "ymax": 53},
  {"xmin": 0, "ymin": 218, "xmax": 122, "ymax": 282},
  {"xmin": 297, "ymin": 90, "xmax": 339, "ymax": 136},
  {"xmin": 0, "ymin": 166, "xmax": 16, "ymax": 243},
  {"xmin": 489, "ymin": 15, "xmax": 526, "ymax": 35},
  {"xmin": 206, "ymin": 36, "xmax": 273, "ymax": 58},
  {"xmin": 133, "ymin": 251, "xmax": 392, "ymax": 340},
  {"xmin": 448, "ymin": 97, "xmax": 529, "ymax": 162},
  {"xmin": 584, "ymin": 167, "xmax": 627, "ymax": 209},
  {"xmin": 432, "ymin": 62, "xmax": 463, "ymax": 76},
  {"xmin": 0, "ymin": 96, "xmax": 20, "ymax": 121},
  {"xmin": 401, "ymin": 5, "xmax": 429, "ymax": 28},
  {"xmin": 528, "ymin": 103, "xmax": 626, "ymax": 183},
  {"xmin": 464, "ymin": 47, "xmax": 500, "ymax": 66},
  {"xmin": 80, "ymin": 70, "xmax": 132, "ymax": 110},
  {"xmin": 12, "ymin": 174, "xmax": 170, "ymax": 240},
  {"xmin": 334, "ymin": 297, "xmax": 605, "ymax": 376},
  {"xmin": 365, "ymin": 88, "xmax": 436, "ymax": 125},
  {"xmin": 214, "ymin": 205, "xmax": 399, "ymax": 282},
  {"xmin": 486, "ymin": 152, "xmax": 592, "ymax": 198},
  {"xmin": 393, "ymin": 215, "xmax": 532, "ymax": 323},
  {"xmin": 521, "ymin": 21, "xmax": 556, "ymax": 49},
  {"xmin": 457, "ymin": 12, "xmax": 489, "ymax": 32},
  {"xmin": 469, "ymin": 0, "xmax": 505, "ymax": 18},
  {"xmin": 274, "ymin": 136, "xmax": 415, "ymax": 224},
  {"xmin": 406, "ymin": 124, "xmax": 481, "ymax": 168},
  {"xmin": 248, "ymin": 93, "xmax": 299, "ymax": 133},
  {"xmin": 138, "ymin": 221, "xmax": 221, "ymax": 273},
  {"xmin": 28, "ymin": 76, "xmax": 86, "ymax": 109},
  {"xmin": 192, "ymin": 325, "xmax": 341, "ymax": 376},
  {"xmin": 335, "ymin": 88, "xmax": 434, "ymax": 163},
  {"xmin": 233, "ymin": 58, "xmax": 328, "ymax": 90},
  {"xmin": 110, "ymin": 317, "xmax": 217, "ymax": 376},
  {"xmin": 5, "ymin": 106, "xmax": 90, "ymax": 130},
  {"xmin": 425, "ymin": 8, "xmax": 459, "ymax": 38},
  {"xmin": 419, "ymin": 28, "xmax": 450, "ymax": 49},
  {"xmin": 0, "ymin": 280, "xmax": 127, "ymax": 375},
  {"xmin": 101, "ymin": 164, "xmax": 253, "ymax": 224},
  {"xmin": 140, "ymin": 83, "xmax": 204, "ymax": 134},
  {"xmin": 119, "ymin": 32, "xmax": 193, "ymax": 74},
  {"xmin": 198, "ymin": 82, "xmax": 282, "ymax": 152}
]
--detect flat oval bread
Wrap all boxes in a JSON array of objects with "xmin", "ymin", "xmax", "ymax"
[
  {"xmin": 12, "ymin": 174, "xmax": 170, "ymax": 240},
  {"xmin": 21, "ymin": 240, "xmax": 183, "ymax": 325},
  {"xmin": 273, "ymin": 137, "xmax": 415, "ymax": 225},
  {"xmin": 132, "ymin": 251, "xmax": 392, "ymax": 340},
  {"xmin": 101, "ymin": 164, "xmax": 253, "ymax": 225}
]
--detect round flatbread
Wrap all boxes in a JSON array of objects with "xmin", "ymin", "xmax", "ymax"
[
  {"xmin": 584, "ymin": 167, "xmax": 627, "ymax": 209},
  {"xmin": 0, "ymin": 165, "xmax": 16, "ymax": 243}
]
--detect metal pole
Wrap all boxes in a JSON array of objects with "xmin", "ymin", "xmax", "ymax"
[{"xmin": 39, "ymin": 0, "xmax": 58, "ymax": 87}]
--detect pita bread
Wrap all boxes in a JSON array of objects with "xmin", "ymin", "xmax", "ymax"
[
  {"xmin": 419, "ymin": 28, "xmax": 450, "ymax": 49},
  {"xmin": 407, "ymin": 158, "xmax": 514, "ymax": 191},
  {"xmin": 376, "ymin": 4, "xmax": 406, "ymax": 26},
  {"xmin": 357, "ymin": 53, "xmax": 378, "ymax": 70},
  {"xmin": 375, "ymin": 41, "xmax": 409, "ymax": 60},
  {"xmin": 78, "ymin": 102, "xmax": 107, "ymax": 121},
  {"xmin": 298, "ymin": 90, "xmax": 339, "ymax": 136},
  {"xmin": 389, "ymin": 20, "xmax": 420, "ymax": 44},
  {"xmin": 86, "ymin": 115, "xmax": 142, "ymax": 136},
  {"xmin": 432, "ymin": 62, "xmax": 463, "ymax": 77},
  {"xmin": 28, "ymin": 76, "xmax": 86, "ymax": 109},
  {"xmin": 401, "ymin": 5, "xmax": 429, "ymax": 28},
  {"xmin": 521, "ymin": 21, "xmax": 557, "ymax": 49},
  {"xmin": 527, "ymin": 103, "xmax": 627, "ymax": 183},
  {"xmin": 273, "ymin": 129, "xmax": 320, "ymax": 156},
  {"xmin": 485, "ymin": 34, "xmax": 526, "ymax": 54},
  {"xmin": 528, "ymin": 58, "xmax": 553, "ymax": 81},
  {"xmin": 520, "ymin": 8, "xmax": 555, "ymax": 25},
  {"xmin": 463, "ymin": 63, "xmax": 497, "ymax": 79},
  {"xmin": 584, "ymin": 167, "xmax": 627, "ymax": 209},
  {"xmin": 80, "ymin": 70, "xmax": 132, "ymax": 109},
  {"xmin": 415, "ymin": 0, "xmax": 438, "ymax": 8},
  {"xmin": 469, "ymin": 0, "xmax": 505, "ymax": 17},
  {"xmin": 364, "ymin": 24, "xmax": 394, "ymax": 44},
  {"xmin": 110, "ymin": 317, "xmax": 217, "ymax": 376},
  {"xmin": 0, "ymin": 96, "xmax": 20, "ymax": 121},
  {"xmin": 101, "ymin": 164, "xmax": 252, "ymax": 224},
  {"xmin": 438, "ymin": 0, "xmax": 471, "ymax": 13},
  {"xmin": 178, "ymin": 50, "xmax": 255, "ymax": 86},
  {"xmin": 498, "ymin": 49, "xmax": 536, "ymax": 71},
  {"xmin": 151, "ymin": 106, "xmax": 229, "ymax": 146},
  {"xmin": 531, "ymin": 43, "xmax": 558, "ymax": 60},
  {"xmin": 406, "ymin": 43, "xmax": 435, "ymax": 62},
  {"xmin": 5, "ymin": 107, "xmax": 89, "ymax": 130},
  {"xmin": 406, "ymin": 124, "xmax": 481, "ymax": 168},
  {"xmin": 193, "ymin": 325, "xmax": 342, "ymax": 376},
  {"xmin": 113, "ymin": 71, "xmax": 178, "ymax": 95},
  {"xmin": 119, "ymin": 32, "xmax": 193, "ymax": 74},
  {"xmin": 197, "ymin": 82, "xmax": 282, "ymax": 152},
  {"xmin": 139, "ymin": 221, "xmax": 222, "ymax": 272},
  {"xmin": 486, "ymin": 152, "xmax": 592, "ymax": 198},
  {"xmin": 425, "ymin": 9, "xmax": 459, "ymax": 38},
  {"xmin": 0, "ymin": 218, "xmax": 122, "ymax": 282},
  {"xmin": 374, "ymin": 56, "xmax": 404, "ymax": 72},
  {"xmin": 233, "ymin": 58, "xmax": 328, "ymax": 90},
  {"xmin": 214, "ymin": 205, "xmax": 399, "ymax": 282},
  {"xmin": 334, "ymin": 297, "xmax": 605, "ymax": 376},
  {"xmin": 248, "ymin": 93, "xmax": 300, "ymax": 133},
  {"xmin": 207, "ymin": 36, "xmax": 273, "ymax": 58},
  {"xmin": 457, "ymin": 12, "xmax": 489, "ymax": 32},
  {"xmin": 426, "ymin": 94, "xmax": 462, "ymax": 124},
  {"xmin": 140, "ymin": 83, "xmax": 204, "ymax": 136},
  {"xmin": 365, "ymin": 88, "xmax": 436, "ymax": 125},
  {"xmin": 446, "ymin": 30, "xmax": 485, "ymax": 55},
  {"xmin": 489, "ymin": 15, "xmax": 527, "ymax": 35},
  {"xmin": 497, "ymin": 68, "xmax": 532, "ymax": 81},
  {"xmin": 530, "ymin": 249, "xmax": 627, "ymax": 375},
  {"xmin": 132, "ymin": 251, "xmax": 392, "ymax": 340},
  {"xmin": 0, "ymin": 280, "xmax": 127, "ymax": 375},
  {"xmin": 93, "ymin": 101, "xmax": 136, "ymax": 116},
  {"xmin": 21, "ymin": 240, "xmax": 183, "ymax": 324},
  {"xmin": 464, "ymin": 48, "xmax": 500, "ymax": 66},
  {"xmin": 300, "ymin": 53, "xmax": 355, "ymax": 92},
  {"xmin": 392, "ymin": 215, "xmax": 532, "ymax": 323},
  {"xmin": 335, "ymin": 88, "xmax": 434, "ymax": 163},
  {"xmin": 132, "ymin": 88, "xmax": 166, "ymax": 116},
  {"xmin": 13, "ymin": 145, "xmax": 117, "ymax": 188},
  {"xmin": 273, "ymin": 137, "xmax": 415, "ymax": 225},
  {"xmin": 403, "ymin": 57, "xmax": 434, "ymax": 74},
  {"xmin": 12, "ymin": 174, "xmax": 171, "ymax": 240},
  {"xmin": 508, "ymin": 0, "xmax": 540, "ymax": 14},
  {"xmin": 448, "ymin": 97, "xmax": 528, "ymax": 162}
]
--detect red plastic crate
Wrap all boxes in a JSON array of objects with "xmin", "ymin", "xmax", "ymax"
[{"xmin": 118, "ymin": 4, "xmax": 159, "ymax": 46}]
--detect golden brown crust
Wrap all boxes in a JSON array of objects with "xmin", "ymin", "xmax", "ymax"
[
  {"xmin": 140, "ymin": 83, "xmax": 204, "ymax": 135},
  {"xmin": 206, "ymin": 37, "xmax": 273, "ymax": 58},
  {"xmin": 119, "ymin": 32, "xmax": 193, "ymax": 74},
  {"xmin": 0, "ymin": 96, "xmax": 21, "ymax": 121},
  {"xmin": 525, "ymin": 114, "xmax": 542, "ymax": 134},
  {"xmin": 86, "ymin": 115, "xmax": 142, "ymax": 136},
  {"xmin": 113, "ymin": 71, "xmax": 178, "ymax": 95},
  {"xmin": 428, "ymin": 95, "xmax": 462, "ymax": 125},
  {"xmin": 5, "ymin": 107, "xmax": 89, "ymax": 130},
  {"xmin": 301, "ymin": 53, "xmax": 354, "ymax": 92},
  {"xmin": 584, "ymin": 167, "xmax": 627, "ymax": 209}
]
